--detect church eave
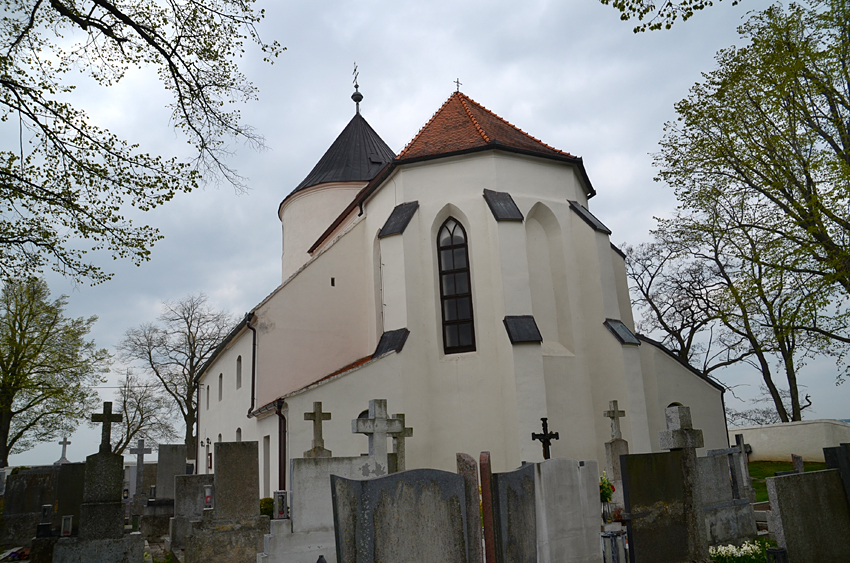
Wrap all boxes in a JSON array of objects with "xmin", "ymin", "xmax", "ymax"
[
  {"xmin": 195, "ymin": 314, "xmax": 250, "ymax": 384},
  {"xmin": 636, "ymin": 334, "xmax": 726, "ymax": 393}
]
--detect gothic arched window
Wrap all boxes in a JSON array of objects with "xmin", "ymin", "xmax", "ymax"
[{"xmin": 438, "ymin": 218, "xmax": 475, "ymax": 354}]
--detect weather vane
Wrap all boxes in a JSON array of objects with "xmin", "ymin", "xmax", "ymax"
[
  {"xmin": 352, "ymin": 62, "xmax": 363, "ymax": 114},
  {"xmin": 454, "ymin": 78, "xmax": 462, "ymax": 92}
]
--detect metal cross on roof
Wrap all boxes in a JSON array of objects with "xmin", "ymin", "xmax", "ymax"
[
  {"xmin": 454, "ymin": 78, "xmax": 462, "ymax": 92},
  {"xmin": 603, "ymin": 400, "xmax": 626, "ymax": 441},
  {"xmin": 352, "ymin": 399, "xmax": 403, "ymax": 467},
  {"xmin": 531, "ymin": 417, "xmax": 559, "ymax": 460},
  {"xmin": 129, "ymin": 438, "xmax": 152, "ymax": 493},
  {"xmin": 305, "ymin": 401, "xmax": 332, "ymax": 452},
  {"xmin": 91, "ymin": 401, "xmax": 122, "ymax": 454},
  {"xmin": 54, "ymin": 436, "xmax": 71, "ymax": 465},
  {"xmin": 389, "ymin": 413, "xmax": 413, "ymax": 472}
]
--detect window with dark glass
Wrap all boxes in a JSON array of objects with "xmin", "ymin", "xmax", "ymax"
[{"xmin": 438, "ymin": 218, "xmax": 475, "ymax": 353}]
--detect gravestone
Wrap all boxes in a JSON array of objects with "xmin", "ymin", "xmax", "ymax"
[
  {"xmin": 698, "ymin": 453, "xmax": 757, "ymax": 546},
  {"xmin": 260, "ymin": 400, "xmax": 409, "ymax": 563},
  {"xmin": 824, "ymin": 443, "xmax": 850, "ymax": 507},
  {"xmin": 143, "ymin": 444, "xmax": 186, "ymax": 539},
  {"xmin": 603, "ymin": 400, "xmax": 629, "ymax": 508},
  {"xmin": 351, "ymin": 399, "xmax": 403, "ymax": 470},
  {"xmin": 54, "ymin": 437, "xmax": 72, "ymax": 465},
  {"xmin": 766, "ymin": 469, "xmax": 850, "ymax": 563},
  {"xmin": 128, "ymin": 439, "xmax": 152, "ymax": 520},
  {"xmin": 55, "ymin": 463, "xmax": 86, "ymax": 537},
  {"xmin": 456, "ymin": 454, "xmax": 484, "ymax": 563},
  {"xmin": 53, "ymin": 402, "xmax": 144, "ymax": 563},
  {"xmin": 331, "ymin": 469, "xmax": 470, "ymax": 563},
  {"xmin": 185, "ymin": 442, "xmax": 269, "ymax": 563},
  {"xmin": 166, "ymin": 474, "xmax": 214, "ymax": 553},
  {"xmin": 622, "ymin": 405, "xmax": 709, "ymax": 563},
  {"xmin": 486, "ymin": 458, "xmax": 602, "ymax": 563},
  {"xmin": 0, "ymin": 466, "xmax": 59, "ymax": 546},
  {"xmin": 388, "ymin": 413, "xmax": 413, "ymax": 472},
  {"xmin": 304, "ymin": 401, "xmax": 332, "ymax": 458}
]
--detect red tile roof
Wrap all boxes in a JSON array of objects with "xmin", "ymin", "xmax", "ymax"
[{"xmin": 398, "ymin": 92, "xmax": 576, "ymax": 161}]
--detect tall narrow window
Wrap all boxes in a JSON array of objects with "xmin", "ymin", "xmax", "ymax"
[
  {"xmin": 218, "ymin": 373, "xmax": 223, "ymax": 401},
  {"xmin": 206, "ymin": 385, "xmax": 209, "ymax": 410},
  {"xmin": 236, "ymin": 356, "xmax": 242, "ymax": 389},
  {"xmin": 438, "ymin": 218, "xmax": 475, "ymax": 353}
]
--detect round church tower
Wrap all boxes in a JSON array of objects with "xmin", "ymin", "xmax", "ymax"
[{"xmin": 278, "ymin": 86, "xmax": 395, "ymax": 281}]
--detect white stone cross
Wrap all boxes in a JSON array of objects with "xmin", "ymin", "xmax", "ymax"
[
  {"xmin": 305, "ymin": 402, "xmax": 332, "ymax": 450},
  {"xmin": 389, "ymin": 413, "xmax": 413, "ymax": 471},
  {"xmin": 54, "ymin": 437, "xmax": 71, "ymax": 465},
  {"xmin": 129, "ymin": 438, "xmax": 152, "ymax": 493},
  {"xmin": 603, "ymin": 400, "xmax": 626, "ymax": 441},
  {"xmin": 352, "ymin": 399, "xmax": 403, "ymax": 467}
]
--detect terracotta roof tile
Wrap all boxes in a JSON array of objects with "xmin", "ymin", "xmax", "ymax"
[{"xmin": 398, "ymin": 92, "xmax": 575, "ymax": 161}]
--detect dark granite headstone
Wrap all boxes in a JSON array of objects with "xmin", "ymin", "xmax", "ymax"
[
  {"xmin": 56, "ymin": 463, "xmax": 86, "ymax": 537},
  {"xmin": 491, "ymin": 462, "xmax": 536, "ymax": 563},
  {"xmin": 79, "ymin": 451, "xmax": 124, "ymax": 539},
  {"xmin": 331, "ymin": 469, "xmax": 470, "ymax": 563},
  {"xmin": 824, "ymin": 445, "xmax": 850, "ymax": 509},
  {"xmin": 214, "ymin": 441, "xmax": 260, "ymax": 520},
  {"xmin": 0, "ymin": 466, "xmax": 59, "ymax": 546},
  {"xmin": 766, "ymin": 469, "xmax": 850, "ymax": 563}
]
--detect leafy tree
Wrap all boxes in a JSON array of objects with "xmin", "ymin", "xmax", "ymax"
[
  {"xmin": 599, "ymin": 0, "xmax": 746, "ymax": 32},
  {"xmin": 0, "ymin": 277, "xmax": 108, "ymax": 467},
  {"xmin": 656, "ymin": 1, "xmax": 850, "ymax": 299},
  {"xmin": 0, "ymin": 0, "xmax": 282, "ymax": 283},
  {"xmin": 117, "ymin": 293, "xmax": 233, "ymax": 460},
  {"xmin": 106, "ymin": 369, "xmax": 177, "ymax": 454}
]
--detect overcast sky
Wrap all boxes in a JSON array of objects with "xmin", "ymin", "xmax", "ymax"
[{"xmin": 9, "ymin": 0, "xmax": 848, "ymax": 466}]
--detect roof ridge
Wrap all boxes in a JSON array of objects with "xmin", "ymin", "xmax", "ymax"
[
  {"xmin": 461, "ymin": 94, "xmax": 574, "ymax": 157},
  {"xmin": 458, "ymin": 93, "xmax": 490, "ymax": 143},
  {"xmin": 398, "ymin": 94, "xmax": 457, "ymax": 159}
]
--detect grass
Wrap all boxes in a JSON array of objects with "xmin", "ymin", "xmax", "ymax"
[{"xmin": 748, "ymin": 460, "xmax": 828, "ymax": 502}]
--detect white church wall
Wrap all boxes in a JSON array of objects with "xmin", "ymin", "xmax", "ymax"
[
  {"xmin": 254, "ymin": 217, "xmax": 375, "ymax": 406},
  {"xmin": 610, "ymin": 246, "xmax": 636, "ymax": 331},
  {"xmin": 279, "ymin": 181, "xmax": 366, "ymax": 281},
  {"xmin": 639, "ymin": 341, "xmax": 728, "ymax": 454}
]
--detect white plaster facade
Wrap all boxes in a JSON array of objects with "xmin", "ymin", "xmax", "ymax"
[{"xmin": 197, "ymin": 93, "xmax": 728, "ymax": 496}]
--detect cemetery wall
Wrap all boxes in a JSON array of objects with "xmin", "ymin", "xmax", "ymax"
[
  {"xmin": 640, "ymin": 342, "xmax": 728, "ymax": 455},
  {"xmin": 730, "ymin": 419, "xmax": 850, "ymax": 462}
]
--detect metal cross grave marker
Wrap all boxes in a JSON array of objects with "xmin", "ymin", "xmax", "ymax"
[
  {"xmin": 531, "ymin": 417, "xmax": 559, "ymax": 460},
  {"xmin": 603, "ymin": 400, "xmax": 626, "ymax": 441},
  {"xmin": 91, "ymin": 401, "xmax": 122, "ymax": 454}
]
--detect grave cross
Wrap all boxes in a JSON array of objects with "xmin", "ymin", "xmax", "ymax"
[
  {"xmin": 54, "ymin": 436, "xmax": 71, "ymax": 465},
  {"xmin": 389, "ymin": 413, "xmax": 413, "ymax": 472},
  {"xmin": 91, "ymin": 401, "xmax": 122, "ymax": 453},
  {"xmin": 129, "ymin": 438, "xmax": 152, "ymax": 493},
  {"xmin": 352, "ymin": 399, "xmax": 403, "ymax": 466},
  {"xmin": 304, "ymin": 401, "xmax": 332, "ymax": 451},
  {"xmin": 603, "ymin": 400, "xmax": 626, "ymax": 441},
  {"xmin": 531, "ymin": 417, "xmax": 559, "ymax": 460}
]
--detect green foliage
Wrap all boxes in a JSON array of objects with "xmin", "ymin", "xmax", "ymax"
[
  {"xmin": 748, "ymin": 460, "xmax": 828, "ymax": 502},
  {"xmin": 599, "ymin": 0, "xmax": 743, "ymax": 32},
  {"xmin": 709, "ymin": 538, "xmax": 776, "ymax": 563},
  {"xmin": 0, "ymin": 0, "xmax": 282, "ymax": 283},
  {"xmin": 260, "ymin": 497, "xmax": 273, "ymax": 518},
  {"xmin": 0, "ymin": 278, "xmax": 108, "ymax": 466}
]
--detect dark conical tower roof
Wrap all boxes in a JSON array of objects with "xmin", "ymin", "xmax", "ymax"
[{"xmin": 291, "ymin": 113, "xmax": 395, "ymax": 194}]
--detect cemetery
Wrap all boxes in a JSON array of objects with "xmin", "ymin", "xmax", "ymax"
[{"xmin": 0, "ymin": 399, "xmax": 848, "ymax": 562}]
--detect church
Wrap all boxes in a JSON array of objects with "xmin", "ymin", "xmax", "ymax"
[{"xmin": 196, "ymin": 88, "xmax": 728, "ymax": 497}]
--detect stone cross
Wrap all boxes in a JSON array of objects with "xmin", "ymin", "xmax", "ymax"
[
  {"xmin": 54, "ymin": 437, "xmax": 71, "ymax": 465},
  {"xmin": 129, "ymin": 438, "xmax": 152, "ymax": 493},
  {"xmin": 352, "ymin": 399, "xmax": 403, "ymax": 466},
  {"xmin": 389, "ymin": 413, "xmax": 413, "ymax": 471},
  {"xmin": 659, "ymin": 405, "xmax": 704, "ymax": 451},
  {"xmin": 531, "ymin": 417, "xmax": 559, "ymax": 460},
  {"xmin": 91, "ymin": 401, "xmax": 122, "ymax": 454},
  {"xmin": 304, "ymin": 401, "xmax": 332, "ymax": 457},
  {"xmin": 603, "ymin": 400, "xmax": 626, "ymax": 441}
]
